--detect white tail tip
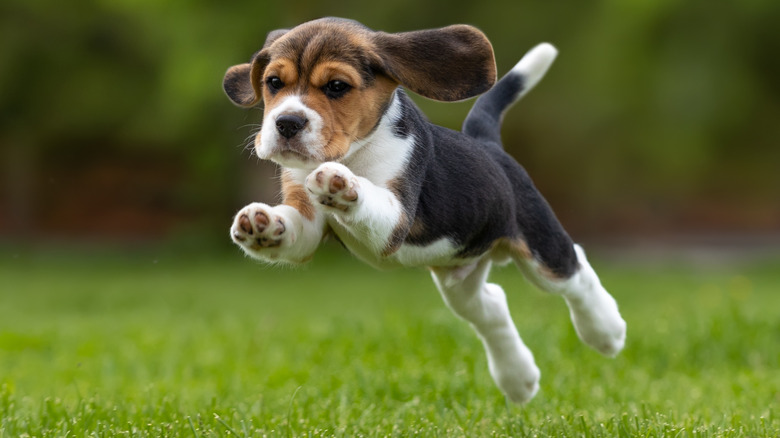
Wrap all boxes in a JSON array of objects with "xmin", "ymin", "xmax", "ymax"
[{"xmin": 511, "ymin": 42, "xmax": 558, "ymax": 92}]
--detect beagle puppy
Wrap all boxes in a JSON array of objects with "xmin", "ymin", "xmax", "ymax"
[{"xmin": 223, "ymin": 17, "xmax": 626, "ymax": 403}]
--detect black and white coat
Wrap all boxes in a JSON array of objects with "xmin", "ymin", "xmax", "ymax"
[{"xmin": 223, "ymin": 18, "xmax": 626, "ymax": 404}]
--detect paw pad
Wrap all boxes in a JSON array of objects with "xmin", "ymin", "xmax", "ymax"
[
  {"xmin": 231, "ymin": 204, "xmax": 288, "ymax": 250},
  {"xmin": 306, "ymin": 164, "xmax": 359, "ymax": 211}
]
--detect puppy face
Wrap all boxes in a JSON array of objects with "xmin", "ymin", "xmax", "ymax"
[
  {"xmin": 224, "ymin": 18, "xmax": 498, "ymax": 169},
  {"xmin": 255, "ymin": 21, "xmax": 397, "ymax": 168}
]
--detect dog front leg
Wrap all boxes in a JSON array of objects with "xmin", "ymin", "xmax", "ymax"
[
  {"xmin": 304, "ymin": 162, "xmax": 402, "ymax": 253},
  {"xmin": 230, "ymin": 202, "xmax": 325, "ymax": 264}
]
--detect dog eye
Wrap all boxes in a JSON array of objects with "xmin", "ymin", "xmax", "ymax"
[
  {"xmin": 266, "ymin": 76, "xmax": 284, "ymax": 91},
  {"xmin": 323, "ymin": 80, "xmax": 351, "ymax": 99}
]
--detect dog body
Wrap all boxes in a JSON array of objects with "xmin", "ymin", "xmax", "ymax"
[{"xmin": 224, "ymin": 18, "xmax": 626, "ymax": 403}]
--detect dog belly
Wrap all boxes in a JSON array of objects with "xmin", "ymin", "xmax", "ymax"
[
  {"xmin": 391, "ymin": 239, "xmax": 464, "ymax": 267},
  {"xmin": 329, "ymin": 221, "xmax": 463, "ymax": 269}
]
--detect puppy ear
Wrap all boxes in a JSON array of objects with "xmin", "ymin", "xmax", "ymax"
[
  {"xmin": 222, "ymin": 29, "xmax": 289, "ymax": 107},
  {"xmin": 223, "ymin": 56, "xmax": 264, "ymax": 107},
  {"xmin": 372, "ymin": 25, "xmax": 497, "ymax": 101}
]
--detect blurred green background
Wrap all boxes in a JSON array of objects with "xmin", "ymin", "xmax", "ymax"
[
  {"xmin": 2, "ymin": 0, "xmax": 779, "ymax": 251},
  {"xmin": 1, "ymin": 3, "xmax": 779, "ymax": 434}
]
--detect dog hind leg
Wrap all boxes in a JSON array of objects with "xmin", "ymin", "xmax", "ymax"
[
  {"xmin": 431, "ymin": 258, "xmax": 540, "ymax": 404},
  {"xmin": 514, "ymin": 243, "xmax": 626, "ymax": 357}
]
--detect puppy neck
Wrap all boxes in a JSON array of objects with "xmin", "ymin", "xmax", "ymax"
[{"xmin": 341, "ymin": 89, "xmax": 417, "ymax": 185}]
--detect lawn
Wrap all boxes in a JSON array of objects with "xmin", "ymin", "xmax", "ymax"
[{"xmin": 0, "ymin": 243, "xmax": 778, "ymax": 437}]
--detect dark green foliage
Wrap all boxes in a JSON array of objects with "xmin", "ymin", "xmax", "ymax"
[{"xmin": 1, "ymin": 0, "xmax": 778, "ymax": 238}]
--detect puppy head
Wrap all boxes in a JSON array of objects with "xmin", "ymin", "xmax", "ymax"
[{"xmin": 224, "ymin": 18, "xmax": 496, "ymax": 169}]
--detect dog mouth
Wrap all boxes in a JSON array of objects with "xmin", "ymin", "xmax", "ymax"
[
  {"xmin": 255, "ymin": 129, "xmax": 343, "ymax": 169},
  {"xmin": 265, "ymin": 132, "xmax": 347, "ymax": 169},
  {"xmin": 267, "ymin": 143, "xmax": 322, "ymax": 169}
]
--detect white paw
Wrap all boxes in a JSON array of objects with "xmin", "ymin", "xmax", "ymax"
[
  {"xmin": 490, "ymin": 356, "xmax": 541, "ymax": 404},
  {"xmin": 569, "ymin": 291, "xmax": 626, "ymax": 357},
  {"xmin": 305, "ymin": 163, "xmax": 359, "ymax": 212},
  {"xmin": 230, "ymin": 203, "xmax": 293, "ymax": 252},
  {"xmin": 482, "ymin": 283, "xmax": 541, "ymax": 404},
  {"xmin": 565, "ymin": 245, "xmax": 627, "ymax": 357}
]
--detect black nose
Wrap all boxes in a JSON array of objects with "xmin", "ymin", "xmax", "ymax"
[{"xmin": 276, "ymin": 114, "xmax": 307, "ymax": 139}]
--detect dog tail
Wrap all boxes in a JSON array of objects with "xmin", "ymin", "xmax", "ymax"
[{"xmin": 462, "ymin": 43, "xmax": 558, "ymax": 144}]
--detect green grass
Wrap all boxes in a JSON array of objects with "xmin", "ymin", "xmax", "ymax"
[{"xmin": 1, "ymin": 243, "xmax": 779, "ymax": 436}]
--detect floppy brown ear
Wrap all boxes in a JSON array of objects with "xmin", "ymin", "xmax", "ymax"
[
  {"xmin": 222, "ymin": 29, "xmax": 289, "ymax": 107},
  {"xmin": 372, "ymin": 25, "xmax": 497, "ymax": 102},
  {"xmin": 223, "ymin": 56, "xmax": 263, "ymax": 107}
]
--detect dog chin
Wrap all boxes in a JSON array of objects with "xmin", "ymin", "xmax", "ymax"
[
  {"xmin": 253, "ymin": 142, "xmax": 315, "ymax": 168},
  {"xmin": 270, "ymin": 150, "xmax": 320, "ymax": 170}
]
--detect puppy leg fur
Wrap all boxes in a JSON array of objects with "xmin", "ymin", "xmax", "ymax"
[
  {"xmin": 431, "ymin": 259, "xmax": 541, "ymax": 404},
  {"xmin": 230, "ymin": 202, "xmax": 325, "ymax": 264},
  {"xmin": 305, "ymin": 162, "xmax": 404, "ymax": 255},
  {"xmin": 515, "ymin": 244, "xmax": 626, "ymax": 357}
]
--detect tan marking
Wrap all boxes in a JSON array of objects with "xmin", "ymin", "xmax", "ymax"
[
  {"xmin": 310, "ymin": 61, "xmax": 364, "ymax": 89},
  {"xmin": 264, "ymin": 59, "xmax": 298, "ymax": 87},
  {"xmin": 381, "ymin": 211, "xmax": 408, "ymax": 257},
  {"xmin": 408, "ymin": 217, "xmax": 427, "ymax": 240},
  {"xmin": 300, "ymin": 75, "xmax": 396, "ymax": 162},
  {"xmin": 281, "ymin": 172, "xmax": 316, "ymax": 221},
  {"xmin": 380, "ymin": 178, "xmax": 410, "ymax": 257},
  {"xmin": 537, "ymin": 264, "xmax": 562, "ymax": 280},
  {"xmin": 500, "ymin": 238, "xmax": 532, "ymax": 260},
  {"xmin": 386, "ymin": 175, "xmax": 403, "ymax": 195},
  {"xmin": 494, "ymin": 237, "xmax": 567, "ymax": 280},
  {"xmin": 261, "ymin": 59, "xmax": 299, "ymax": 109}
]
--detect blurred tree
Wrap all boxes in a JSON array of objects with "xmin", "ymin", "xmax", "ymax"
[{"xmin": 1, "ymin": 0, "xmax": 778, "ymax": 243}]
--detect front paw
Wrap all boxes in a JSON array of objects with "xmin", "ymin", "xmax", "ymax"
[
  {"xmin": 231, "ymin": 203, "xmax": 292, "ymax": 252},
  {"xmin": 305, "ymin": 163, "xmax": 359, "ymax": 212}
]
